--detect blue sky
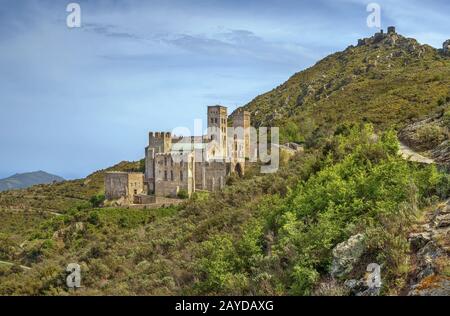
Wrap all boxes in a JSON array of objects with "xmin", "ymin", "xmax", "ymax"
[{"xmin": 0, "ymin": 0, "xmax": 448, "ymax": 179}]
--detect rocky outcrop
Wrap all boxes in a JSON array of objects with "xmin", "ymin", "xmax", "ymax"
[
  {"xmin": 331, "ymin": 234, "xmax": 365, "ymax": 278},
  {"xmin": 442, "ymin": 40, "xmax": 450, "ymax": 56},
  {"xmin": 344, "ymin": 278, "xmax": 380, "ymax": 296},
  {"xmin": 329, "ymin": 234, "xmax": 382, "ymax": 296},
  {"xmin": 52, "ymin": 222, "xmax": 85, "ymax": 240},
  {"xmin": 409, "ymin": 276, "xmax": 450, "ymax": 296},
  {"xmin": 399, "ymin": 111, "xmax": 450, "ymax": 165},
  {"xmin": 398, "ymin": 114, "xmax": 444, "ymax": 151},
  {"xmin": 407, "ymin": 202, "xmax": 450, "ymax": 296}
]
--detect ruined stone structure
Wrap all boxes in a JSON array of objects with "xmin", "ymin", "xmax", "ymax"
[
  {"xmin": 357, "ymin": 26, "xmax": 397, "ymax": 46},
  {"xmin": 105, "ymin": 172, "xmax": 145, "ymax": 203}
]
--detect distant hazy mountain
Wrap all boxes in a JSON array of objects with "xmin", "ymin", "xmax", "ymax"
[{"xmin": 0, "ymin": 171, "xmax": 65, "ymax": 192}]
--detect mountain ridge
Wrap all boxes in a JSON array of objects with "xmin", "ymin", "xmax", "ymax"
[
  {"xmin": 0, "ymin": 171, "xmax": 65, "ymax": 192},
  {"xmin": 231, "ymin": 29, "xmax": 450, "ymax": 144}
]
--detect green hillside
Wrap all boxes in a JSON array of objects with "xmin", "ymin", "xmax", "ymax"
[
  {"xmin": 0, "ymin": 30, "xmax": 449, "ymax": 296},
  {"xmin": 233, "ymin": 31, "xmax": 450, "ymax": 145}
]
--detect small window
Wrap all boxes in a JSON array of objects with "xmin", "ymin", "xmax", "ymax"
[
  {"xmin": 164, "ymin": 171, "xmax": 168, "ymax": 180},
  {"xmin": 171, "ymin": 170, "xmax": 174, "ymax": 181},
  {"xmin": 180, "ymin": 170, "xmax": 183, "ymax": 181},
  {"xmin": 134, "ymin": 189, "xmax": 137, "ymax": 195}
]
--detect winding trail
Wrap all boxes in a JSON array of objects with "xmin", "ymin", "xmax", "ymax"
[
  {"xmin": 3, "ymin": 208, "xmax": 63, "ymax": 217},
  {"xmin": 399, "ymin": 143, "xmax": 435, "ymax": 164},
  {"xmin": 0, "ymin": 260, "xmax": 31, "ymax": 270}
]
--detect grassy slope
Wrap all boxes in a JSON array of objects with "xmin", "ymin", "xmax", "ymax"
[
  {"xmin": 0, "ymin": 154, "xmax": 314, "ymax": 295},
  {"xmin": 0, "ymin": 161, "xmax": 142, "ymax": 214},
  {"xmin": 0, "ymin": 161, "xmax": 143, "ymax": 265}
]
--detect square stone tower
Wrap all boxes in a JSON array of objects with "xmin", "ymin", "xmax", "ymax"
[
  {"xmin": 105, "ymin": 172, "xmax": 145, "ymax": 203},
  {"xmin": 207, "ymin": 105, "xmax": 228, "ymax": 159},
  {"xmin": 148, "ymin": 132, "xmax": 172, "ymax": 154},
  {"xmin": 232, "ymin": 110, "xmax": 251, "ymax": 159},
  {"xmin": 145, "ymin": 132, "xmax": 173, "ymax": 194}
]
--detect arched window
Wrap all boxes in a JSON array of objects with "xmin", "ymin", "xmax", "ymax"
[{"xmin": 164, "ymin": 170, "xmax": 168, "ymax": 180}]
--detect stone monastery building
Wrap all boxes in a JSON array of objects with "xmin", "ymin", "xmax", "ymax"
[{"xmin": 105, "ymin": 105, "xmax": 252, "ymax": 203}]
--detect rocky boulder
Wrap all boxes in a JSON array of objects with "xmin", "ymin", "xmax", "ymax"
[
  {"xmin": 434, "ymin": 213, "xmax": 450, "ymax": 228},
  {"xmin": 408, "ymin": 276, "xmax": 450, "ymax": 296},
  {"xmin": 331, "ymin": 234, "xmax": 365, "ymax": 278},
  {"xmin": 407, "ymin": 201, "xmax": 450, "ymax": 296},
  {"xmin": 443, "ymin": 40, "xmax": 450, "ymax": 56},
  {"xmin": 344, "ymin": 278, "xmax": 381, "ymax": 296},
  {"xmin": 408, "ymin": 232, "xmax": 432, "ymax": 251},
  {"xmin": 52, "ymin": 222, "xmax": 85, "ymax": 240}
]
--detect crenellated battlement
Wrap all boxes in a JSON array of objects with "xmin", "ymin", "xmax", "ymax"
[
  {"xmin": 149, "ymin": 131, "xmax": 172, "ymax": 139},
  {"xmin": 148, "ymin": 131, "xmax": 172, "ymax": 154}
]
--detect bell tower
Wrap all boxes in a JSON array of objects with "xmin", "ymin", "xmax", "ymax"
[{"xmin": 207, "ymin": 105, "xmax": 228, "ymax": 159}]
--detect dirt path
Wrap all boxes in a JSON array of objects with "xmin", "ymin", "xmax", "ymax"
[
  {"xmin": 3, "ymin": 208, "xmax": 63, "ymax": 217},
  {"xmin": 0, "ymin": 260, "xmax": 31, "ymax": 270},
  {"xmin": 399, "ymin": 143, "xmax": 435, "ymax": 164}
]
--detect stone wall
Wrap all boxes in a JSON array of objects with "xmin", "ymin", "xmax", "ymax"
[
  {"xmin": 154, "ymin": 152, "xmax": 195, "ymax": 197},
  {"xmin": 194, "ymin": 161, "xmax": 228, "ymax": 191},
  {"xmin": 105, "ymin": 172, "xmax": 145, "ymax": 203},
  {"xmin": 145, "ymin": 147, "xmax": 156, "ymax": 193},
  {"xmin": 127, "ymin": 173, "xmax": 145, "ymax": 197},
  {"xmin": 105, "ymin": 172, "xmax": 128, "ymax": 200}
]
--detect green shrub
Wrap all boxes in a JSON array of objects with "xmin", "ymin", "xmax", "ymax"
[
  {"xmin": 194, "ymin": 124, "xmax": 446, "ymax": 295},
  {"xmin": 90, "ymin": 194, "xmax": 105, "ymax": 208},
  {"xmin": 177, "ymin": 190, "xmax": 189, "ymax": 199},
  {"xmin": 416, "ymin": 124, "xmax": 446, "ymax": 149},
  {"xmin": 443, "ymin": 110, "xmax": 450, "ymax": 127}
]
